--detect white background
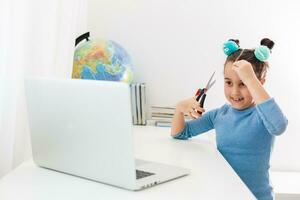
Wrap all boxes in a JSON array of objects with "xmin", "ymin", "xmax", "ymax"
[{"xmin": 87, "ymin": 0, "xmax": 300, "ymax": 171}]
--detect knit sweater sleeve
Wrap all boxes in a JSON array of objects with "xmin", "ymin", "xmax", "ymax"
[
  {"xmin": 172, "ymin": 107, "xmax": 220, "ymax": 140},
  {"xmin": 256, "ymin": 98, "xmax": 288, "ymax": 136}
]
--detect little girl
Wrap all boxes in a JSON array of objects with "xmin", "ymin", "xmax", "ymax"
[{"xmin": 171, "ymin": 38, "xmax": 288, "ymax": 200}]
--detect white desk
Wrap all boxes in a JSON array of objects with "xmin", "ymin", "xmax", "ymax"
[
  {"xmin": 0, "ymin": 126, "xmax": 255, "ymax": 200},
  {"xmin": 270, "ymin": 171, "xmax": 300, "ymax": 199}
]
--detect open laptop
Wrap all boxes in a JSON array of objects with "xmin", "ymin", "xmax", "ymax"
[{"xmin": 25, "ymin": 78, "xmax": 189, "ymax": 190}]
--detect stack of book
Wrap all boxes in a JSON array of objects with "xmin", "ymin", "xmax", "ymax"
[
  {"xmin": 150, "ymin": 106, "xmax": 191, "ymax": 127},
  {"xmin": 150, "ymin": 106, "xmax": 175, "ymax": 127},
  {"xmin": 130, "ymin": 83, "xmax": 146, "ymax": 125}
]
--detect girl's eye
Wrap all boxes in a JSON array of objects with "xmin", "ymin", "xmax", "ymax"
[
  {"xmin": 239, "ymin": 82, "xmax": 246, "ymax": 87},
  {"xmin": 225, "ymin": 81, "xmax": 232, "ymax": 86}
]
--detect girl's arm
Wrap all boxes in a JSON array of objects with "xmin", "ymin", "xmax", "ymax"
[
  {"xmin": 232, "ymin": 60, "xmax": 288, "ymax": 135},
  {"xmin": 256, "ymin": 98, "xmax": 288, "ymax": 135},
  {"xmin": 243, "ymin": 78, "xmax": 270, "ymax": 104},
  {"xmin": 232, "ymin": 60, "xmax": 270, "ymax": 104},
  {"xmin": 171, "ymin": 107, "xmax": 186, "ymax": 136},
  {"xmin": 171, "ymin": 98, "xmax": 205, "ymax": 136}
]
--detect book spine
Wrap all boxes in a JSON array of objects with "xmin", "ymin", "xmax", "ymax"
[
  {"xmin": 140, "ymin": 83, "xmax": 147, "ymax": 125},
  {"xmin": 130, "ymin": 82, "xmax": 148, "ymax": 125},
  {"xmin": 136, "ymin": 83, "xmax": 141, "ymax": 125},
  {"xmin": 130, "ymin": 83, "xmax": 137, "ymax": 125},
  {"xmin": 155, "ymin": 121, "xmax": 172, "ymax": 127}
]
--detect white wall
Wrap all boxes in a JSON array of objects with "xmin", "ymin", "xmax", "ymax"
[{"xmin": 87, "ymin": 0, "xmax": 300, "ymax": 171}]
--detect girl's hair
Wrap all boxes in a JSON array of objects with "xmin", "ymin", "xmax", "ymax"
[{"xmin": 225, "ymin": 38, "xmax": 275, "ymax": 79}]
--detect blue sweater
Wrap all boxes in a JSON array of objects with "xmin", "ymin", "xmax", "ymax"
[{"xmin": 173, "ymin": 98, "xmax": 288, "ymax": 200}]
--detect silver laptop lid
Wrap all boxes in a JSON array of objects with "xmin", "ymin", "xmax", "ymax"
[{"xmin": 25, "ymin": 78, "xmax": 136, "ymax": 189}]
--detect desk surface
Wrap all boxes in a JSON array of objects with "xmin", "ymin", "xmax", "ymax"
[{"xmin": 0, "ymin": 126, "xmax": 255, "ymax": 200}]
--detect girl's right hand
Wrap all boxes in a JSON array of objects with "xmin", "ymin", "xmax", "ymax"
[{"xmin": 176, "ymin": 97, "xmax": 205, "ymax": 119}]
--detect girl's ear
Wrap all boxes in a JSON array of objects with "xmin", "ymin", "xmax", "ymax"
[{"xmin": 260, "ymin": 78, "xmax": 266, "ymax": 85}]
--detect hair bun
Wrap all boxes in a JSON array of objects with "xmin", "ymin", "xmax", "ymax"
[
  {"xmin": 254, "ymin": 46, "xmax": 270, "ymax": 62},
  {"xmin": 260, "ymin": 38, "xmax": 274, "ymax": 50},
  {"xmin": 223, "ymin": 39, "xmax": 240, "ymax": 56},
  {"xmin": 229, "ymin": 39, "xmax": 240, "ymax": 46}
]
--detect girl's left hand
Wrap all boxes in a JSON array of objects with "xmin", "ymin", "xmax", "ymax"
[{"xmin": 232, "ymin": 60, "xmax": 258, "ymax": 85}]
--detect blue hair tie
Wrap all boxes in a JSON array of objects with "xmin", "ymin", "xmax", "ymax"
[
  {"xmin": 254, "ymin": 45, "xmax": 270, "ymax": 62},
  {"xmin": 223, "ymin": 40, "xmax": 239, "ymax": 56}
]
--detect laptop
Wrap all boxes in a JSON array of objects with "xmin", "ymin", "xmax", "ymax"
[{"xmin": 25, "ymin": 78, "xmax": 189, "ymax": 190}]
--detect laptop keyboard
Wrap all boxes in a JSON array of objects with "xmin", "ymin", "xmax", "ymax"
[{"xmin": 136, "ymin": 170, "xmax": 155, "ymax": 180}]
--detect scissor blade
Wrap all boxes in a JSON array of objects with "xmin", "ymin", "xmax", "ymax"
[
  {"xmin": 205, "ymin": 71, "xmax": 216, "ymax": 89},
  {"xmin": 206, "ymin": 80, "xmax": 216, "ymax": 91}
]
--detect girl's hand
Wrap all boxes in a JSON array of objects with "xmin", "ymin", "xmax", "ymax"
[
  {"xmin": 232, "ymin": 60, "xmax": 258, "ymax": 85},
  {"xmin": 176, "ymin": 97, "xmax": 205, "ymax": 119}
]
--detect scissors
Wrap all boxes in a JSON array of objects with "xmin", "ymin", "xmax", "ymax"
[{"xmin": 195, "ymin": 71, "xmax": 216, "ymax": 113}]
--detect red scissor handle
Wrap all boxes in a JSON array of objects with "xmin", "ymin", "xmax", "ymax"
[{"xmin": 195, "ymin": 89, "xmax": 201, "ymax": 96}]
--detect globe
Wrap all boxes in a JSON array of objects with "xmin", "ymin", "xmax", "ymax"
[{"xmin": 72, "ymin": 39, "xmax": 134, "ymax": 83}]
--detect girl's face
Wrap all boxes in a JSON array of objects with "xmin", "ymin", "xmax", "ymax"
[{"xmin": 224, "ymin": 62, "xmax": 254, "ymax": 110}]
